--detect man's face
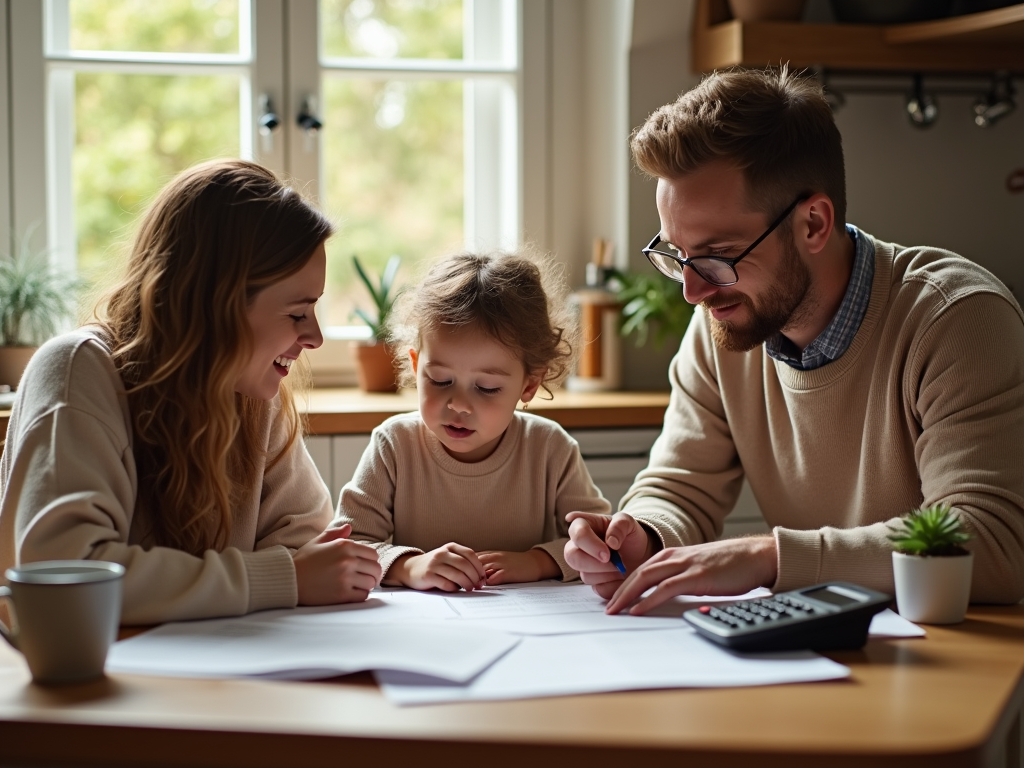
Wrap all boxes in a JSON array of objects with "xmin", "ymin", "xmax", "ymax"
[{"xmin": 655, "ymin": 162, "xmax": 813, "ymax": 352}]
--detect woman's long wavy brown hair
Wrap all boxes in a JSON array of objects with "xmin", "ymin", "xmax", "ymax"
[{"xmin": 94, "ymin": 159, "xmax": 334, "ymax": 556}]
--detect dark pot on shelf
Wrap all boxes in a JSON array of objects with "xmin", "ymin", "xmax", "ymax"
[
  {"xmin": 728, "ymin": 0, "xmax": 806, "ymax": 21},
  {"xmin": 830, "ymin": 0, "xmax": 954, "ymax": 23}
]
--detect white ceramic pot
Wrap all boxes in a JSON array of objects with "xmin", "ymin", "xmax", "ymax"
[{"xmin": 892, "ymin": 551, "xmax": 973, "ymax": 624}]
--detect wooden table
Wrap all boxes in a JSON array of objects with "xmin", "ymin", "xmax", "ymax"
[{"xmin": 1, "ymin": 605, "xmax": 1022, "ymax": 768}]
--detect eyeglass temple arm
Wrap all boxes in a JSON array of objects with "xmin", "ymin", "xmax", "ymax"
[{"xmin": 740, "ymin": 195, "xmax": 810, "ymax": 257}]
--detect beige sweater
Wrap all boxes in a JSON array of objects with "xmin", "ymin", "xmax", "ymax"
[
  {"xmin": 623, "ymin": 233, "xmax": 1024, "ymax": 603},
  {"xmin": 334, "ymin": 411, "xmax": 612, "ymax": 580},
  {"xmin": 0, "ymin": 329, "xmax": 334, "ymax": 625}
]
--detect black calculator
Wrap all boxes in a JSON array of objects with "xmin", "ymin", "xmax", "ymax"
[{"xmin": 682, "ymin": 581, "xmax": 892, "ymax": 652}]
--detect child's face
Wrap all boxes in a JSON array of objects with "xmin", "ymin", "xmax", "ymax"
[{"xmin": 411, "ymin": 325, "xmax": 542, "ymax": 463}]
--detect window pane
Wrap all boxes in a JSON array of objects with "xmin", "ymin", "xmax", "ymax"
[
  {"xmin": 73, "ymin": 73, "xmax": 241, "ymax": 283},
  {"xmin": 320, "ymin": 0, "xmax": 462, "ymax": 60},
  {"xmin": 68, "ymin": 0, "xmax": 242, "ymax": 55},
  {"xmin": 320, "ymin": 77, "xmax": 463, "ymax": 327}
]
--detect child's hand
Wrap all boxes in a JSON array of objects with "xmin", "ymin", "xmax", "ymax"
[
  {"xmin": 293, "ymin": 524, "xmax": 383, "ymax": 605},
  {"xmin": 477, "ymin": 549, "xmax": 560, "ymax": 585},
  {"xmin": 390, "ymin": 543, "xmax": 487, "ymax": 592}
]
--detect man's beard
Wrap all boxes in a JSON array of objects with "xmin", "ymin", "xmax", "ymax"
[{"xmin": 704, "ymin": 236, "xmax": 813, "ymax": 353}]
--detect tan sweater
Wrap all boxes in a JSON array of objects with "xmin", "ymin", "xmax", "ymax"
[
  {"xmin": 623, "ymin": 233, "xmax": 1024, "ymax": 603},
  {"xmin": 334, "ymin": 411, "xmax": 612, "ymax": 580},
  {"xmin": 0, "ymin": 329, "xmax": 334, "ymax": 625}
]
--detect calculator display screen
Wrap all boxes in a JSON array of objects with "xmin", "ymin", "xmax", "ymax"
[{"xmin": 802, "ymin": 586, "xmax": 860, "ymax": 607}]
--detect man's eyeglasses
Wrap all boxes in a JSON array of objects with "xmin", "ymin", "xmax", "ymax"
[{"xmin": 642, "ymin": 195, "xmax": 809, "ymax": 287}]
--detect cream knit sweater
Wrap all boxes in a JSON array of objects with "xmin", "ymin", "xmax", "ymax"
[
  {"xmin": 334, "ymin": 411, "xmax": 612, "ymax": 580},
  {"xmin": 622, "ymin": 232, "xmax": 1024, "ymax": 603},
  {"xmin": 0, "ymin": 329, "xmax": 334, "ymax": 625}
]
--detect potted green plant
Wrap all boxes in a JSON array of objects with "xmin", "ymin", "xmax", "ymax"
[
  {"xmin": 0, "ymin": 233, "xmax": 80, "ymax": 390},
  {"xmin": 350, "ymin": 254, "xmax": 402, "ymax": 393},
  {"xmin": 607, "ymin": 268, "xmax": 694, "ymax": 348},
  {"xmin": 888, "ymin": 503, "xmax": 974, "ymax": 624}
]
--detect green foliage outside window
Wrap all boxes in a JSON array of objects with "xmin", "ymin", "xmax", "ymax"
[
  {"xmin": 68, "ymin": 0, "xmax": 242, "ymax": 289},
  {"xmin": 321, "ymin": 0, "xmax": 463, "ymax": 59},
  {"xmin": 64, "ymin": 0, "xmax": 468, "ymax": 331}
]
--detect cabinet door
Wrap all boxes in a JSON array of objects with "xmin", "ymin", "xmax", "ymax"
[
  {"xmin": 569, "ymin": 427, "xmax": 767, "ymax": 539},
  {"xmin": 329, "ymin": 435, "xmax": 374, "ymax": 506},
  {"xmin": 304, "ymin": 435, "xmax": 334, "ymax": 498}
]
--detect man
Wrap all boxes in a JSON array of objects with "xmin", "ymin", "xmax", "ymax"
[{"xmin": 565, "ymin": 67, "xmax": 1024, "ymax": 615}]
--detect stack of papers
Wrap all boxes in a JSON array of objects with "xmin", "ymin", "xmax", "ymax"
[
  {"xmin": 106, "ymin": 582, "xmax": 924, "ymax": 705},
  {"xmin": 107, "ymin": 618, "xmax": 519, "ymax": 682}
]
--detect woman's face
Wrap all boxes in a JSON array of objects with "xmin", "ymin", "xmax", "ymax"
[{"xmin": 236, "ymin": 243, "xmax": 326, "ymax": 400}]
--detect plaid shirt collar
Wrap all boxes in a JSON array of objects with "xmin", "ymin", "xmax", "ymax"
[{"xmin": 765, "ymin": 225, "xmax": 874, "ymax": 370}]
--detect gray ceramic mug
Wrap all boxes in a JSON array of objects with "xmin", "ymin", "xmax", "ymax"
[{"xmin": 0, "ymin": 560, "xmax": 125, "ymax": 684}]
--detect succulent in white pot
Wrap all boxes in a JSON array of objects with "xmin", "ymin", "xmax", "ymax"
[{"xmin": 888, "ymin": 503, "xmax": 974, "ymax": 624}]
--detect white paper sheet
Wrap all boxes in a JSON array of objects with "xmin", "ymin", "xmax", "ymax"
[
  {"xmin": 105, "ymin": 583, "xmax": 921, "ymax": 689},
  {"xmin": 867, "ymin": 608, "xmax": 926, "ymax": 638},
  {"xmin": 257, "ymin": 583, "xmax": 774, "ymax": 636},
  {"xmin": 377, "ymin": 627, "xmax": 852, "ymax": 705},
  {"xmin": 106, "ymin": 614, "xmax": 519, "ymax": 682}
]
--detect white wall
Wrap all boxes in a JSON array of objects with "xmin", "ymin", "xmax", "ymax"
[
  {"xmin": 623, "ymin": 0, "xmax": 698, "ymax": 390},
  {"xmin": 545, "ymin": 0, "xmax": 633, "ymax": 291}
]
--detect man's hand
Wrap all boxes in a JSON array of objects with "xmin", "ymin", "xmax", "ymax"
[
  {"xmin": 604, "ymin": 535, "xmax": 778, "ymax": 615},
  {"xmin": 477, "ymin": 549, "xmax": 560, "ymax": 585},
  {"xmin": 564, "ymin": 511, "xmax": 656, "ymax": 599},
  {"xmin": 388, "ymin": 543, "xmax": 487, "ymax": 592},
  {"xmin": 293, "ymin": 524, "xmax": 383, "ymax": 605}
]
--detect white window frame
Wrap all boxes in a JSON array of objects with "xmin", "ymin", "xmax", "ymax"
[{"xmin": 6, "ymin": 0, "xmax": 550, "ymax": 387}]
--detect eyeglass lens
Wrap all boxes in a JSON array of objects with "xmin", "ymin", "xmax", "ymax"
[{"xmin": 648, "ymin": 249, "xmax": 737, "ymax": 286}]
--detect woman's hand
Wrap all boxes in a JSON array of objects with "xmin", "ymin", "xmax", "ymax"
[
  {"xmin": 388, "ymin": 543, "xmax": 487, "ymax": 592},
  {"xmin": 477, "ymin": 549, "xmax": 560, "ymax": 585},
  {"xmin": 293, "ymin": 524, "xmax": 382, "ymax": 605}
]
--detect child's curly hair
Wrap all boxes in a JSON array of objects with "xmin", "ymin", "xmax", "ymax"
[{"xmin": 388, "ymin": 248, "xmax": 579, "ymax": 398}]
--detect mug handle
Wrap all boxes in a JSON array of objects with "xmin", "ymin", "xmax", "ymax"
[{"xmin": 0, "ymin": 586, "xmax": 18, "ymax": 650}]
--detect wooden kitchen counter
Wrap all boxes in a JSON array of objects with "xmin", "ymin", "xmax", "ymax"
[
  {"xmin": 0, "ymin": 389, "xmax": 670, "ymax": 442},
  {"xmin": 300, "ymin": 388, "xmax": 670, "ymax": 434}
]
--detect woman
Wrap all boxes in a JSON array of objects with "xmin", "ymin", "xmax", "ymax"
[{"xmin": 0, "ymin": 159, "xmax": 381, "ymax": 625}]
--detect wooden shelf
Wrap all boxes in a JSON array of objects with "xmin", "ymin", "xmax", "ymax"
[
  {"xmin": 693, "ymin": 0, "xmax": 1024, "ymax": 73},
  {"xmin": 301, "ymin": 388, "xmax": 670, "ymax": 435},
  {"xmin": 0, "ymin": 389, "xmax": 671, "ymax": 444}
]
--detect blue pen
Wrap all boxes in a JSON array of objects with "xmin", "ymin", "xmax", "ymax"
[{"xmin": 609, "ymin": 548, "xmax": 626, "ymax": 575}]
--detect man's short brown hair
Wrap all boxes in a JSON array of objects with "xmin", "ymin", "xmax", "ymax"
[{"xmin": 631, "ymin": 66, "xmax": 846, "ymax": 228}]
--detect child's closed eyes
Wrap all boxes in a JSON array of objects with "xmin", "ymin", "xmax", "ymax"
[{"xmin": 426, "ymin": 375, "xmax": 503, "ymax": 395}]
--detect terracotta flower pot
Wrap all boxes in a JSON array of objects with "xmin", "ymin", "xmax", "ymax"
[
  {"xmin": 0, "ymin": 346, "xmax": 39, "ymax": 390},
  {"xmin": 352, "ymin": 341, "xmax": 399, "ymax": 393},
  {"xmin": 892, "ymin": 551, "xmax": 973, "ymax": 624}
]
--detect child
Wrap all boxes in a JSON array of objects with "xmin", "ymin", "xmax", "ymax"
[{"xmin": 334, "ymin": 249, "xmax": 612, "ymax": 591}]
